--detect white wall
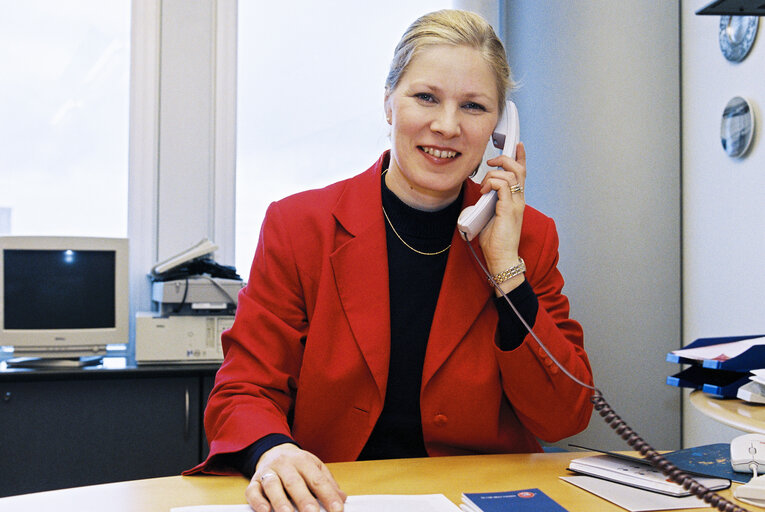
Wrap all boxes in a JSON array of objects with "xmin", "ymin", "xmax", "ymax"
[
  {"xmin": 504, "ymin": 1, "xmax": 682, "ymax": 450},
  {"xmin": 682, "ymin": 2, "xmax": 765, "ymax": 446}
]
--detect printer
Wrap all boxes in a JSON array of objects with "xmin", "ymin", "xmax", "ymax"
[{"xmin": 135, "ymin": 239, "xmax": 244, "ymax": 364}]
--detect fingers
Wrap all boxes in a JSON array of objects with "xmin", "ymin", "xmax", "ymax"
[
  {"xmin": 247, "ymin": 471, "xmax": 291, "ymax": 512},
  {"xmin": 245, "ymin": 474, "xmax": 276, "ymax": 512},
  {"xmin": 246, "ymin": 446, "xmax": 346, "ymax": 512},
  {"xmin": 484, "ymin": 142, "xmax": 526, "ymax": 197},
  {"xmin": 477, "ymin": 142, "xmax": 526, "ymax": 268}
]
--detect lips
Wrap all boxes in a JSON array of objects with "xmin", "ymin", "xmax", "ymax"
[{"xmin": 419, "ymin": 146, "xmax": 459, "ymax": 159}]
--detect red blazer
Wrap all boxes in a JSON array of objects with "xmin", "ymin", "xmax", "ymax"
[{"xmin": 188, "ymin": 152, "xmax": 592, "ymax": 475}]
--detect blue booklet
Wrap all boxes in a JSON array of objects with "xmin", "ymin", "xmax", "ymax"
[
  {"xmin": 461, "ymin": 489, "xmax": 569, "ymax": 512},
  {"xmin": 663, "ymin": 443, "xmax": 746, "ymax": 483}
]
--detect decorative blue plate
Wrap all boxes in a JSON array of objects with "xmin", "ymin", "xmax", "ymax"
[
  {"xmin": 721, "ymin": 96, "xmax": 755, "ymax": 158},
  {"xmin": 719, "ymin": 15, "xmax": 758, "ymax": 62}
]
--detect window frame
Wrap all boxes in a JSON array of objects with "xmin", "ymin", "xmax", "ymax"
[{"xmin": 128, "ymin": 0, "xmax": 237, "ymax": 345}]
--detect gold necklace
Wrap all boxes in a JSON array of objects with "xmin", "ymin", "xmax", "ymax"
[{"xmin": 381, "ymin": 169, "xmax": 451, "ymax": 256}]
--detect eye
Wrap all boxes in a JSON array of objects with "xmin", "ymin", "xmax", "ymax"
[
  {"xmin": 462, "ymin": 101, "xmax": 487, "ymax": 112},
  {"xmin": 414, "ymin": 92, "xmax": 437, "ymax": 103}
]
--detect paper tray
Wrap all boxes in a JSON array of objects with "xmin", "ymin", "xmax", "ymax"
[
  {"xmin": 666, "ymin": 366, "xmax": 751, "ymax": 397},
  {"xmin": 666, "ymin": 334, "xmax": 765, "ymax": 371}
]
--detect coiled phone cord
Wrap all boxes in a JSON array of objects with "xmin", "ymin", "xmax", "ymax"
[{"xmin": 463, "ymin": 240, "xmax": 750, "ymax": 512}]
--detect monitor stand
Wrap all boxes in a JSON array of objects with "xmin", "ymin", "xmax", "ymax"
[{"xmin": 5, "ymin": 356, "xmax": 103, "ymax": 369}]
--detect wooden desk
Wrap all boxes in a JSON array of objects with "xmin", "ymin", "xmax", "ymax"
[
  {"xmin": 690, "ymin": 390, "xmax": 765, "ymax": 434},
  {"xmin": 0, "ymin": 452, "xmax": 748, "ymax": 512}
]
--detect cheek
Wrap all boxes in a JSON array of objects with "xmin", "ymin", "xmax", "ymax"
[
  {"xmin": 473, "ymin": 119, "xmax": 497, "ymax": 144},
  {"xmin": 391, "ymin": 104, "xmax": 427, "ymax": 139}
]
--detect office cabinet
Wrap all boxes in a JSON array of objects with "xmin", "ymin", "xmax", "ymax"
[
  {"xmin": 0, "ymin": 364, "xmax": 218, "ymax": 497},
  {"xmin": 201, "ymin": 374, "xmax": 215, "ymax": 460}
]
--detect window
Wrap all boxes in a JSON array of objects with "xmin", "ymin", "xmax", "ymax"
[
  {"xmin": 0, "ymin": 1, "xmax": 130, "ymax": 237},
  {"xmin": 235, "ymin": 1, "xmax": 450, "ymax": 274}
]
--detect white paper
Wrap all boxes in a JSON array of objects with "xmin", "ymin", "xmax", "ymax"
[
  {"xmin": 560, "ymin": 476, "xmax": 710, "ymax": 511},
  {"xmin": 738, "ymin": 381, "xmax": 765, "ymax": 403},
  {"xmin": 670, "ymin": 337, "xmax": 765, "ymax": 362},
  {"xmin": 170, "ymin": 494, "xmax": 461, "ymax": 512}
]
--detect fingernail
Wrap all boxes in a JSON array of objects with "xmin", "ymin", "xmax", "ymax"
[{"xmin": 330, "ymin": 501, "xmax": 344, "ymax": 512}]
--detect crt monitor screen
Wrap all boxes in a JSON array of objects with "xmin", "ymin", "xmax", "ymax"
[
  {"xmin": 3, "ymin": 249, "xmax": 116, "ymax": 330},
  {"xmin": 0, "ymin": 236, "xmax": 129, "ymax": 358}
]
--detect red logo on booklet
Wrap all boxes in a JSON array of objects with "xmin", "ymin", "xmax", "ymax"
[{"xmin": 517, "ymin": 491, "xmax": 535, "ymax": 498}]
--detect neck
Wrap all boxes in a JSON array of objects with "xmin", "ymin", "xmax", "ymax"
[{"xmin": 383, "ymin": 167, "xmax": 462, "ymax": 212}]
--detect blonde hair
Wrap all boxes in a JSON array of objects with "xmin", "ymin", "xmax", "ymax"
[{"xmin": 385, "ymin": 9, "xmax": 513, "ymax": 110}]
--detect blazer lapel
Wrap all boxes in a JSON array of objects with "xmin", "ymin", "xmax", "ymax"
[
  {"xmin": 329, "ymin": 157, "xmax": 391, "ymax": 401},
  {"xmin": 423, "ymin": 184, "xmax": 493, "ymax": 386}
]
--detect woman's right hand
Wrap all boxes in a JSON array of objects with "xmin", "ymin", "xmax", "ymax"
[{"xmin": 246, "ymin": 443, "xmax": 347, "ymax": 512}]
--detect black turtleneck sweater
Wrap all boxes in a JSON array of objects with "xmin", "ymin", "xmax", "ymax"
[{"xmin": 224, "ymin": 175, "xmax": 539, "ymax": 475}]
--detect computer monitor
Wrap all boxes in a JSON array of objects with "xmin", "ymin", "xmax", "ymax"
[{"xmin": 0, "ymin": 236, "xmax": 129, "ymax": 366}]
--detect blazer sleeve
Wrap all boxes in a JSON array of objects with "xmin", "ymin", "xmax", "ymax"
[
  {"xmin": 495, "ymin": 215, "xmax": 593, "ymax": 442},
  {"xmin": 188, "ymin": 202, "xmax": 307, "ymax": 475}
]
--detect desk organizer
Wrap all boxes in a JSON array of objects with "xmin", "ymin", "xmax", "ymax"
[{"xmin": 666, "ymin": 335, "xmax": 765, "ymax": 397}]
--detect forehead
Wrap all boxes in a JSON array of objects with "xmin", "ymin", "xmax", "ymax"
[{"xmin": 398, "ymin": 45, "xmax": 498, "ymax": 103}]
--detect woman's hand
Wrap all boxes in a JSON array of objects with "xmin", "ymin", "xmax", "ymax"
[
  {"xmin": 246, "ymin": 444, "xmax": 347, "ymax": 512},
  {"xmin": 478, "ymin": 142, "xmax": 527, "ymax": 293}
]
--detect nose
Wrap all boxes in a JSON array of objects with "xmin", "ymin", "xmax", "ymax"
[{"xmin": 430, "ymin": 106, "xmax": 461, "ymax": 138}]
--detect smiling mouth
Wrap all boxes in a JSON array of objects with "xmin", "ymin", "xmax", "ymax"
[{"xmin": 420, "ymin": 146, "xmax": 459, "ymax": 159}]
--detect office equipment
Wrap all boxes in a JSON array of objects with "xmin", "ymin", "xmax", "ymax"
[
  {"xmin": 666, "ymin": 365, "xmax": 752, "ymax": 398},
  {"xmin": 666, "ymin": 336, "xmax": 765, "ymax": 398},
  {"xmin": 151, "ymin": 238, "xmax": 219, "ymax": 277},
  {"xmin": 135, "ymin": 312, "xmax": 233, "ymax": 364},
  {"xmin": 730, "ymin": 434, "xmax": 765, "ymax": 473},
  {"xmin": 0, "ymin": 236, "xmax": 128, "ymax": 366},
  {"xmin": 152, "ymin": 277, "xmax": 243, "ymax": 315},
  {"xmin": 734, "ymin": 475, "xmax": 765, "ymax": 508},
  {"xmin": 730, "ymin": 434, "xmax": 765, "ymax": 507},
  {"xmin": 148, "ymin": 238, "xmax": 242, "ymax": 317},
  {"xmin": 567, "ymin": 454, "xmax": 729, "ymax": 496},
  {"xmin": 668, "ymin": 335, "xmax": 765, "ymax": 371},
  {"xmin": 571, "ymin": 443, "xmax": 748, "ymax": 484},
  {"xmin": 457, "ymin": 100, "xmax": 520, "ymax": 241},
  {"xmin": 737, "ymin": 381, "xmax": 765, "ymax": 404}
]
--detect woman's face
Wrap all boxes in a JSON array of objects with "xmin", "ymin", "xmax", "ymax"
[{"xmin": 384, "ymin": 44, "xmax": 499, "ymax": 210}]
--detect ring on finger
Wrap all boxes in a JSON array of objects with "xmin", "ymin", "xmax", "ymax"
[
  {"xmin": 259, "ymin": 471, "xmax": 278, "ymax": 483},
  {"xmin": 510, "ymin": 184, "xmax": 524, "ymax": 194}
]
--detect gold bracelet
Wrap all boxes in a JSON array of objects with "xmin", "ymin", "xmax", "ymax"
[{"xmin": 489, "ymin": 258, "xmax": 526, "ymax": 285}]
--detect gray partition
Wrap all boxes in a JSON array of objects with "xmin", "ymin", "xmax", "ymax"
[{"xmin": 503, "ymin": 1, "xmax": 681, "ymax": 450}]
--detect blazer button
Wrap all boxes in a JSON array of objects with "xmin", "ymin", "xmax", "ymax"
[{"xmin": 434, "ymin": 414, "xmax": 448, "ymax": 427}]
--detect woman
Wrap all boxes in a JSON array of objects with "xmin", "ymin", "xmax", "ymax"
[{"xmin": 185, "ymin": 9, "xmax": 593, "ymax": 512}]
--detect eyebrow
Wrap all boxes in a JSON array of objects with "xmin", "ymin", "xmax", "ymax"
[{"xmin": 407, "ymin": 81, "xmax": 496, "ymax": 106}]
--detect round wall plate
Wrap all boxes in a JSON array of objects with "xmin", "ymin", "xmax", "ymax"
[
  {"xmin": 719, "ymin": 15, "xmax": 758, "ymax": 62},
  {"xmin": 720, "ymin": 96, "xmax": 755, "ymax": 158}
]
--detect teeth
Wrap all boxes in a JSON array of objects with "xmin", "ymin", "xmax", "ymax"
[{"xmin": 422, "ymin": 147, "xmax": 457, "ymax": 159}]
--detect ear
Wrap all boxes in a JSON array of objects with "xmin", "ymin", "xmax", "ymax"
[{"xmin": 384, "ymin": 93, "xmax": 392, "ymax": 124}]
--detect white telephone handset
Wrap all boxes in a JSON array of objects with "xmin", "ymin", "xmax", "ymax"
[{"xmin": 457, "ymin": 100, "xmax": 520, "ymax": 241}]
